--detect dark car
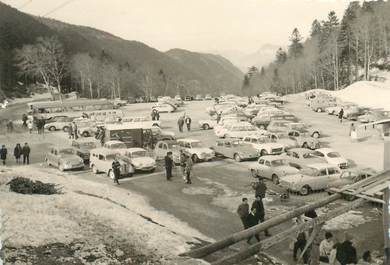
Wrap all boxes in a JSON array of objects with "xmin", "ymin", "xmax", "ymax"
[
  {"xmin": 184, "ymin": 96, "xmax": 194, "ymax": 101},
  {"xmin": 252, "ymin": 114, "xmax": 299, "ymax": 129},
  {"xmin": 127, "ymin": 97, "xmax": 137, "ymax": 104},
  {"xmin": 71, "ymin": 138, "xmax": 99, "ymax": 163}
]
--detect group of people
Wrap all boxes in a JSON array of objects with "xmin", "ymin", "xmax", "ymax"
[
  {"xmin": 151, "ymin": 109, "xmax": 160, "ymax": 121},
  {"xmin": 67, "ymin": 121, "xmax": 79, "ymax": 139},
  {"xmin": 177, "ymin": 114, "xmax": 192, "ymax": 132},
  {"xmin": 164, "ymin": 150, "xmax": 193, "ymax": 184},
  {"xmin": 0, "ymin": 143, "xmax": 31, "ymax": 165}
]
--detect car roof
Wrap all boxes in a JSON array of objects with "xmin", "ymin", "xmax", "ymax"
[
  {"xmin": 307, "ymin": 163, "xmax": 337, "ymax": 169},
  {"xmin": 156, "ymin": 140, "xmax": 177, "ymax": 145},
  {"xmin": 126, "ymin": 147, "xmax": 146, "ymax": 152},
  {"xmin": 288, "ymin": 148, "xmax": 312, "ymax": 154},
  {"xmin": 91, "ymin": 148, "xmax": 119, "ymax": 155},
  {"xmin": 177, "ymin": 138, "xmax": 200, "ymax": 143},
  {"xmin": 105, "ymin": 140, "xmax": 126, "ymax": 145},
  {"xmin": 73, "ymin": 137, "xmax": 99, "ymax": 143},
  {"xmin": 316, "ymin": 148, "xmax": 334, "ymax": 153},
  {"xmin": 53, "ymin": 146, "xmax": 75, "ymax": 151}
]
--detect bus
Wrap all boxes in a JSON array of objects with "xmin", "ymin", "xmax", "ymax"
[{"xmin": 27, "ymin": 99, "xmax": 117, "ymax": 120}]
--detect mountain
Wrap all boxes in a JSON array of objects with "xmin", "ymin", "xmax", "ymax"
[
  {"xmin": 0, "ymin": 1, "xmax": 243, "ymax": 98},
  {"xmin": 214, "ymin": 44, "xmax": 281, "ymax": 72}
]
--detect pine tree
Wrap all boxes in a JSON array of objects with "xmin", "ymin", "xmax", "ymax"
[{"xmin": 288, "ymin": 28, "xmax": 304, "ymax": 58}]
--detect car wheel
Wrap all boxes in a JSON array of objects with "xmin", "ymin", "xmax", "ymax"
[
  {"xmin": 108, "ymin": 170, "xmax": 115, "ymax": 179},
  {"xmin": 250, "ymin": 169, "xmax": 258, "ymax": 178},
  {"xmin": 312, "ymin": 132, "xmax": 320, "ymax": 138},
  {"xmin": 317, "ymin": 108, "xmax": 322, "ymax": 113},
  {"xmin": 300, "ymin": 185, "xmax": 311, "ymax": 196},
  {"xmin": 92, "ymin": 165, "xmax": 98, "ymax": 174},
  {"xmin": 272, "ymin": 174, "xmax": 279, "ymax": 185},
  {"xmin": 302, "ymin": 142, "xmax": 309, "ymax": 149},
  {"xmin": 82, "ymin": 131, "xmax": 90, "ymax": 137},
  {"xmin": 260, "ymin": 150, "xmax": 268, "ymax": 157},
  {"xmin": 152, "ymin": 123, "xmax": 159, "ymax": 127},
  {"xmin": 59, "ymin": 164, "xmax": 65, "ymax": 171},
  {"xmin": 192, "ymin": 154, "xmax": 199, "ymax": 163},
  {"xmin": 234, "ymin": 153, "xmax": 242, "ymax": 162},
  {"xmin": 48, "ymin": 126, "xmax": 56, "ymax": 132},
  {"xmin": 62, "ymin": 126, "xmax": 69, "ymax": 132},
  {"xmin": 203, "ymin": 124, "xmax": 210, "ymax": 130}
]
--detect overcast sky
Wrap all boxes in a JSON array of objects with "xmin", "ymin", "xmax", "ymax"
[{"xmin": 3, "ymin": 0, "xmax": 351, "ymax": 53}]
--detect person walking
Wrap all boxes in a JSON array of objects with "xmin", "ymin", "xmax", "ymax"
[
  {"xmin": 251, "ymin": 195, "xmax": 271, "ymax": 237},
  {"xmin": 7, "ymin": 120, "xmax": 13, "ymax": 133},
  {"xmin": 72, "ymin": 122, "xmax": 78, "ymax": 140},
  {"xmin": 111, "ymin": 158, "xmax": 121, "ymax": 185},
  {"xmin": 236, "ymin": 198, "xmax": 250, "ymax": 229},
  {"xmin": 22, "ymin": 143, "xmax": 31, "ymax": 165},
  {"xmin": 179, "ymin": 150, "xmax": 187, "ymax": 179},
  {"xmin": 338, "ymin": 108, "xmax": 344, "ymax": 123},
  {"xmin": 68, "ymin": 122, "xmax": 74, "ymax": 139},
  {"xmin": 13, "ymin": 143, "xmax": 22, "ymax": 164},
  {"xmin": 164, "ymin": 151, "xmax": 174, "ymax": 181},
  {"xmin": 22, "ymin": 114, "xmax": 28, "ymax": 128},
  {"xmin": 336, "ymin": 233, "xmax": 357, "ymax": 265},
  {"xmin": 151, "ymin": 109, "xmax": 156, "ymax": 121},
  {"xmin": 216, "ymin": 111, "xmax": 222, "ymax": 124},
  {"xmin": 0, "ymin": 145, "xmax": 8, "ymax": 165},
  {"xmin": 246, "ymin": 208, "xmax": 260, "ymax": 244},
  {"xmin": 177, "ymin": 116, "xmax": 185, "ymax": 133},
  {"xmin": 185, "ymin": 115, "xmax": 192, "ymax": 131},
  {"xmin": 319, "ymin": 232, "xmax": 335, "ymax": 263},
  {"xmin": 184, "ymin": 155, "xmax": 193, "ymax": 184},
  {"xmin": 155, "ymin": 110, "xmax": 160, "ymax": 121},
  {"xmin": 27, "ymin": 119, "xmax": 33, "ymax": 134},
  {"xmin": 252, "ymin": 178, "xmax": 267, "ymax": 199}
]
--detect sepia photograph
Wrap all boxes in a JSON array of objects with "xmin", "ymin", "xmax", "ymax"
[{"xmin": 0, "ymin": 0, "xmax": 390, "ymax": 264}]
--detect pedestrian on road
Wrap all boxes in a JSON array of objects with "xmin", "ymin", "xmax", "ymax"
[
  {"xmin": 246, "ymin": 208, "xmax": 260, "ymax": 244},
  {"xmin": 27, "ymin": 120, "xmax": 33, "ymax": 134},
  {"xmin": 155, "ymin": 110, "xmax": 160, "ymax": 121},
  {"xmin": 252, "ymin": 178, "xmax": 267, "ymax": 199},
  {"xmin": 338, "ymin": 108, "xmax": 344, "ymax": 123},
  {"xmin": 22, "ymin": 142, "xmax": 31, "ymax": 165},
  {"xmin": 0, "ymin": 145, "xmax": 7, "ymax": 165},
  {"xmin": 336, "ymin": 233, "xmax": 357, "ymax": 265},
  {"xmin": 164, "ymin": 151, "xmax": 174, "ymax": 181},
  {"xmin": 185, "ymin": 115, "xmax": 192, "ymax": 131},
  {"xmin": 251, "ymin": 195, "xmax": 271, "ymax": 237},
  {"xmin": 7, "ymin": 120, "xmax": 13, "ymax": 133},
  {"xmin": 185, "ymin": 155, "xmax": 193, "ymax": 184},
  {"xmin": 14, "ymin": 143, "xmax": 22, "ymax": 164},
  {"xmin": 216, "ymin": 111, "xmax": 222, "ymax": 124},
  {"xmin": 111, "ymin": 157, "xmax": 121, "ymax": 185},
  {"xmin": 151, "ymin": 110, "xmax": 156, "ymax": 121},
  {"xmin": 236, "ymin": 198, "xmax": 250, "ymax": 229},
  {"xmin": 319, "ymin": 232, "xmax": 334, "ymax": 263},
  {"xmin": 177, "ymin": 116, "xmax": 185, "ymax": 132},
  {"xmin": 72, "ymin": 122, "xmax": 78, "ymax": 140},
  {"xmin": 68, "ymin": 122, "xmax": 74, "ymax": 139},
  {"xmin": 179, "ymin": 150, "xmax": 186, "ymax": 179},
  {"xmin": 22, "ymin": 114, "xmax": 28, "ymax": 128}
]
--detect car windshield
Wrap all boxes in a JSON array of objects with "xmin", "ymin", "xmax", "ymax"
[
  {"xmin": 232, "ymin": 125, "xmax": 255, "ymax": 131},
  {"xmin": 301, "ymin": 167, "xmax": 319, "ymax": 176},
  {"xmin": 271, "ymin": 159, "xmax": 287, "ymax": 167},
  {"xmin": 231, "ymin": 141, "xmax": 242, "ymax": 147},
  {"xmin": 256, "ymin": 137, "xmax": 271, "ymax": 143},
  {"xmin": 59, "ymin": 148, "xmax": 74, "ymax": 155},
  {"xmin": 327, "ymin": 152, "xmax": 341, "ymax": 158},
  {"xmin": 79, "ymin": 142, "xmax": 97, "ymax": 149},
  {"xmin": 110, "ymin": 143, "xmax": 127, "ymax": 149},
  {"xmin": 130, "ymin": 151, "xmax": 147, "ymax": 157},
  {"xmin": 191, "ymin": 142, "xmax": 203, "ymax": 148},
  {"xmin": 302, "ymin": 152, "xmax": 317, "ymax": 159}
]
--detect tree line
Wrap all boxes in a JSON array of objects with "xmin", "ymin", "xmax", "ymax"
[{"xmin": 242, "ymin": 1, "xmax": 390, "ymax": 95}]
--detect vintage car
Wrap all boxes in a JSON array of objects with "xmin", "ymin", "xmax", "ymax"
[
  {"xmin": 309, "ymin": 97, "xmax": 337, "ymax": 112},
  {"xmin": 151, "ymin": 103, "xmax": 176, "ymax": 113},
  {"xmin": 123, "ymin": 148, "xmax": 156, "ymax": 172},
  {"xmin": 251, "ymin": 111, "xmax": 288, "ymax": 129},
  {"xmin": 44, "ymin": 116, "xmax": 75, "ymax": 132},
  {"xmin": 206, "ymin": 102, "xmax": 239, "ymax": 116},
  {"xmin": 285, "ymin": 130, "xmax": 320, "ymax": 150},
  {"xmin": 242, "ymin": 135, "xmax": 284, "ymax": 156},
  {"xmin": 154, "ymin": 140, "xmax": 181, "ymax": 164},
  {"xmin": 215, "ymin": 122, "xmax": 264, "ymax": 139},
  {"xmin": 285, "ymin": 122, "xmax": 321, "ymax": 138},
  {"xmin": 358, "ymin": 110, "xmax": 390, "ymax": 123},
  {"xmin": 45, "ymin": 146, "xmax": 85, "ymax": 171},
  {"xmin": 111, "ymin": 98, "xmax": 127, "ymax": 108},
  {"xmin": 266, "ymin": 120, "xmax": 294, "ymax": 134},
  {"xmin": 326, "ymin": 168, "xmax": 376, "ymax": 191},
  {"xmin": 71, "ymin": 137, "xmax": 99, "ymax": 163},
  {"xmin": 74, "ymin": 118, "xmax": 99, "ymax": 137},
  {"xmin": 177, "ymin": 138, "xmax": 215, "ymax": 163},
  {"xmin": 279, "ymin": 163, "xmax": 342, "ymax": 195},
  {"xmin": 205, "ymin": 94, "xmax": 213, "ymax": 100},
  {"xmin": 325, "ymin": 102, "xmax": 357, "ymax": 115},
  {"xmin": 312, "ymin": 148, "xmax": 349, "ymax": 169},
  {"xmin": 282, "ymin": 148, "xmax": 327, "ymax": 169},
  {"xmin": 103, "ymin": 140, "xmax": 132, "ymax": 155},
  {"xmin": 195, "ymin": 94, "xmax": 203, "ymax": 101},
  {"xmin": 211, "ymin": 139, "xmax": 259, "ymax": 162},
  {"xmin": 90, "ymin": 148, "xmax": 134, "ymax": 178},
  {"xmin": 121, "ymin": 116, "xmax": 161, "ymax": 127},
  {"xmin": 200, "ymin": 115, "xmax": 248, "ymax": 130},
  {"xmin": 249, "ymin": 155, "xmax": 299, "ymax": 184}
]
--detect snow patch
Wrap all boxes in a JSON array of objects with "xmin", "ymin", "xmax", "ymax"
[{"xmin": 323, "ymin": 210, "xmax": 373, "ymax": 231}]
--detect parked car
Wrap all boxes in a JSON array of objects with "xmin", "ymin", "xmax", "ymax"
[
  {"xmin": 90, "ymin": 148, "xmax": 134, "ymax": 178},
  {"xmin": 205, "ymin": 94, "xmax": 212, "ymax": 100},
  {"xmin": 127, "ymin": 97, "xmax": 137, "ymax": 104},
  {"xmin": 280, "ymin": 163, "xmax": 342, "ymax": 195},
  {"xmin": 312, "ymin": 148, "xmax": 349, "ymax": 169},
  {"xmin": 71, "ymin": 137, "xmax": 99, "ymax": 163},
  {"xmin": 123, "ymin": 148, "xmax": 156, "ymax": 172},
  {"xmin": 75, "ymin": 119, "xmax": 99, "ymax": 137},
  {"xmin": 212, "ymin": 138, "xmax": 259, "ymax": 162},
  {"xmin": 254, "ymin": 114, "xmax": 298, "ymax": 130},
  {"xmin": 242, "ymin": 135, "xmax": 284, "ymax": 156},
  {"xmin": 215, "ymin": 122, "xmax": 264, "ymax": 139},
  {"xmin": 310, "ymin": 98, "xmax": 336, "ymax": 112},
  {"xmin": 358, "ymin": 110, "xmax": 390, "ymax": 123},
  {"xmin": 184, "ymin": 96, "xmax": 194, "ymax": 101},
  {"xmin": 121, "ymin": 116, "xmax": 161, "ymax": 127},
  {"xmin": 286, "ymin": 122, "xmax": 322, "ymax": 138},
  {"xmin": 282, "ymin": 148, "xmax": 327, "ymax": 169},
  {"xmin": 152, "ymin": 103, "xmax": 176, "ymax": 113},
  {"xmin": 44, "ymin": 116, "xmax": 75, "ymax": 132},
  {"xmin": 45, "ymin": 115, "xmax": 72, "ymax": 124},
  {"xmin": 103, "ymin": 140, "xmax": 132, "ymax": 155},
  {"xmin": 45, "ymin": 146, "xmax": 84, "ymax": 171},
  {"xmin": 249, "ymin": 155, "xmax": 299, "ymax": 184},
  {"xmin": 177, "ymin": 138, "xmax": 215, "ymax": 163},
  {"xmin": 174, "ymin": 95, "xmax": 182, "ymax": 100},
  {"xmin": 154, "ymin": 140, "xmax": 181, "ymax": 164},
  {"xmin": 195, "ymin": 94, "xmax": 203, "ymax": 101},
  {"xmin": 326, "ymin": 168, "xmax": 376, "ymax": 191},
  {"xmin": 285, "ymin": 130, "xmax": 320, "ymax": 150},
  {"xmin": 325, "ymin": 102, "xmax": 356, "ymax": 115},
  {"xmin": 111, "ymin": 98, "xmax": 127, "ymax": 108}
]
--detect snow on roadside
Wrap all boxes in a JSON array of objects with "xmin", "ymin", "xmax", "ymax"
[
  {"xmin": 323, "ymin": 210, "xmax": 373, "ymax": 231},
  {"xmin": 0, "ymin": 166, "xmax": 214, "ymax": 258}
]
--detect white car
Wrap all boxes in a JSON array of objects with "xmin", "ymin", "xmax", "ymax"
[
  {"xmin": 90, "ymin": 148, "xmax": 134, "ymax": 178},
  {"xmin": 45, "ymin": 146, "xmax": 84, "ymax": 171},
  {"xmin": 312, "ymin": 148, "xmax": 349, "ymax": 169},
  {"xmin": 121, "ymin": 116, "xmax": 161, "ymax": 127},
  {"xmin": 215, "ymin": 122, "xmax": 264, "ymax": 139},
  {"xmin": 177, "ymin": 138, "xmax": 215, "ymax": 163},
  {"xmin": 152, "ymin": 103, "xmax": 176, "ymax": 113},
  {"xmin": 44, "ymin": 116, "xmax": 74, "ymax": 132},
  {"xmin": 123, "ymin": 148, "xmax": 156, "ymax": 172},
  {"xmin": 280, "ymin": 163, "xmax": 342, "ymax": 195},
  {"xmin": 103, "ymin": 140, "xmax": 132, "ymax": 155},
  {"xmin": 242, "ymin": 135, "xmax": 284, "ymax": 156}
]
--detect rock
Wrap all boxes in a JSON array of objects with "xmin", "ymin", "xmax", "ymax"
[{"xmin": 115, "ymin": 249, "xmax": 124, "ymax": 257}]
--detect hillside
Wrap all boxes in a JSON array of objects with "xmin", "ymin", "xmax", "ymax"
[{"xmin": 0, "ymin": 2, "xmax": 243, "ymax": 98}]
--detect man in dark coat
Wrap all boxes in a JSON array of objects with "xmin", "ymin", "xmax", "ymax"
[
  {"xmin": 236, "ymin": 198, "xmax": 250, "ymax": 229},
  {"xmin": 185, "ymin": 116, "xmax": 192, "ymax": 131},
  {"xmin": 22, "ymin": 143, "xmax": 31, "ymax": 165},
  {"xmin": 14, "ymin": 143, "xmax": 22, "ymax": 164},
  {"xmin": 22, "ymin": 114, "xmax": 28, "ymax": 127},
  {"xmin": 164, "ymin": 151, "xmax": 174, "ymax": 181},
  {"xmin": 251, "ymin": 195, "xmax": 271, "ymax": 237},
  {"xmin": 177, "ymin": 116, "xmax": 185, "ymax": 132},
  {"xmin": 0, "ymin": 145, "xmax": 7, "ymax": 165},
  {"xmin": 338, "ymin": 108, "xmax": 344, "ymax": 123},
  {"xmin": 336, "ymin": 233, "xmax": 357, "ymax": 265},
  {"xmin": 112, "ymin": 158, "xmax": 121, "ymax": 185},
  {"xmin": 246, "ymin": 208, "xmax": 260, "ymax": 244},
  {"xmin": 179, "ymin": 150, "xmax": 186, "ymax": 178},
  {"xmin": 252, "ymin": 178, "xmax": 267, "ymax": 199}
]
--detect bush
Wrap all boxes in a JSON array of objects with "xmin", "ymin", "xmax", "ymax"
[{"xmin": 7, "ymin": 177, "xmax": 61, "ymax": 195}]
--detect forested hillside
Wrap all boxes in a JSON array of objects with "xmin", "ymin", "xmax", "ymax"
[
  {"xmin": 0, "ymin": 2, "xmax": 242, "ymax": 99},
  {"xmin": 243, "ymin": 1, "xmax": 390, "ymax": 95}
]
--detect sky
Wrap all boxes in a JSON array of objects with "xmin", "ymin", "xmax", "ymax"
[{"xmin": 2, "ymin": 0, "xmax": 351, "ymax": 53}]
